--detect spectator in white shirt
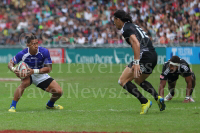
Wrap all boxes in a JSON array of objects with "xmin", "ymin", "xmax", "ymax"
[
  {"xmin": 189, "ymin": 7, "xmax": 195, "ymax": 15},
  {"xmin": 59, "ymin": 13, "xmax": 67, "ymax": 23},
  {"xmin": 54, "ymin": 22, "xmax": 62, "ymax": 32},
  {"xmin": 68, "ymin": 18, "xmax": 74, "ymax": 25},
  {"xmin": 167, "ymin": 30, "xmax": 176, "ymax": 42},
  {"xmin": 76, "ymin": 33, "xmax": 85, "ymax": 44},
  {"xmin": 61, "ymin": 5, "xmax": 68, "ymax": 13},
  {"xmin": 84, "ymin": 8, "xmax": 92, "ymax": 21},
  {"xmin": 101, "ymin": 30, "xmax": 107, "ymax": 39},
  {"xmin": 17, "ymin": 18, "xmax": 28, "ymax": 30},
  {"xmin": 0, "ymin": 20, "xmax": 6, "ymax": 30},
  {"xmin": 96, "ymin": 34, "xmax": 104, "ymax": 45}
]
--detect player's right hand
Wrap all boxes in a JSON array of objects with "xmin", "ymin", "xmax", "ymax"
[
  {"xmin": 132, "ymin": 64, "xmax": 141, "ymax": 78},
  {"xmin": 25, "ymin": 68, "xmax": 34, "ymax": 77}
]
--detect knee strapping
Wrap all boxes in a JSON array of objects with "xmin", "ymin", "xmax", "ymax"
[{"xmin": 118, "ymin": 79, "xmax": 121, "ymax": 85}]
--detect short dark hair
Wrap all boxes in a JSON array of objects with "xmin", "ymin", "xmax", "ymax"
[
  {"xmin": 114, "ymin": 10, "xmax": 132, "ymax": 23},
  {"xmin": 25, "ymin": 33, "xmax": 37, "ymax": 44},
  {"xmin": 170, "ymin": 56, "xmax": 180, "ymax": 63}
]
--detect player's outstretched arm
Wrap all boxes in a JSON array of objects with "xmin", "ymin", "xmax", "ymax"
[
  {"xmin": 159, "ymin": 80, "xmax": 166, "ymax": 98},
  {"xmin": 8, "ymin": 59, "xmax": 20, "ymax": 78},
  {"xmin": 185, "ymin": 76, "xmax": 193, "ymax": 96},
  {"xmin": 8, "ymin": 59, "xmax": 16, "ymax": 72}
]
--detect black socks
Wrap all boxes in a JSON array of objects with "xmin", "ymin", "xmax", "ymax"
[
  {"xmin": 123, "ymin": 81, "xmax": 148, "ymax": 104},
  {"xmin": 169, "ymin": 89, "xmax": 175, "ymax": 97},
  {"xmin": 140, "ymin": 80, "xmax": 158, "ymax": 101}
]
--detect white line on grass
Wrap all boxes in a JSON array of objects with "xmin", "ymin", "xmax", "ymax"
[
  {"xmin": 0, "ymin": 78, "xmax": 65, "ymax": 81},
  {"xmin": 1, "ymin": 107, "xmax": 200, "ymax": 114}
]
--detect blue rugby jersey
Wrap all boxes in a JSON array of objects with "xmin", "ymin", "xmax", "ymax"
[{"xmin": 12, "ymin": 47, "xmax": 52, "ymax": 69}]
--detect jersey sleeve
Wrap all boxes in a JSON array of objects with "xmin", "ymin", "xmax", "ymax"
[
  {"xmin": 180, "ymin": 64, "xmax": 191, "ymax": 77},
  {"xmin": 43, "ymin": 49, "xmax": 52, "ymax": 64},
  {"xmin": 160, "ymin": 63, "xmax": 168, "ymax": 80},
  {"xmin": 12, "ymin": 51, "xmax": 24, "ymax": 64},
  {"xmin": 122, "ymin": 28, "xmax": 136, "ymax": 39}
]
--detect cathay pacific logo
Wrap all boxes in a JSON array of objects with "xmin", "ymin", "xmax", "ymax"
[
  {"xmin": 66, "ymin": 50, "xmax": 113, "ymax": 63},
  {"xmin": 114, "ymin": 50, "xmax": 120, "ymax": 64},
  {"xmin": 114, "ymin": 50, "xmax": 134, "ymax": 64},
  {"xmin": 65, "ymin": 49, "xmax": 136, "ymax": 64},
  {"xmin": 66, "ymin": 51, "xmax": 72, "ymax": 63}
]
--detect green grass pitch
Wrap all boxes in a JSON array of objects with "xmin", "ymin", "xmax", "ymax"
[{"xmin": 0, "ymin": 63, "xmax": 199, "ymax": 132}]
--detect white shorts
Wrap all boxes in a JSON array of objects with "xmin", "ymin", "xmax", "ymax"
[{"xmin": 31, "ymin": 73, "xmax": 51, "ymax": 86}]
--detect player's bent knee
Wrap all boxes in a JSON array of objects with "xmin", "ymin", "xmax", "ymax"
[
  {"xmin": 118, "ymin": 79, "xmax": 122, "ymax": 86},
  {"xmin": 118, "ymin": 78, "xmax": 130, "ymax": 87},
  {"xmin": 118, "ymin": 79, "xmax": 125, "ymax": 87},
  {"xmin": 56, "ymin": 88, "xmax": 63, "ymax": 96},
  {"xmin": 60, "ymin": 89, "xmax": 63, "ymax": 96},
  {"xmin": 134, "ymin": 78, "xmax": 144, "ymax": 85}
]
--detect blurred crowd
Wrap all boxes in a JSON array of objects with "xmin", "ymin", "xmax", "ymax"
[{"xmin": 0, "ymin": 0, "xmax": 199, "ymax": 46}]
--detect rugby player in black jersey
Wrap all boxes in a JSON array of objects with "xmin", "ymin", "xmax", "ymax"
[
  {"xmin": 112, "ymin": 10, "xmax": 165, "ymax": 114},
  {"xmin": 159, "ymin": 56, "xmax": 196, "ymax": 103}
]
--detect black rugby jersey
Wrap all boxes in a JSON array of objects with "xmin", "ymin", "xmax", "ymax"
[
  {"xmin": 160, "ymin": 59, "xmax": 192, "ymax": 80},
  {"xmin": 121, "ymin": 22, "xmax": 155, "ymax": 52}
]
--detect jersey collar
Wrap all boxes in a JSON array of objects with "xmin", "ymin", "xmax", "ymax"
[
  {"xmin": 120, "ymin": 22, "xmax": 127, "ymax": 34},
  {"xmin": 28, "ymin": 47, "xmax": 39, "ymax": 55}
]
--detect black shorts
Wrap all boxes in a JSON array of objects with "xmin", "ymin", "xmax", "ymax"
[
  {"xmin": 128, "ymin": 51, "xmax": 157, "ymax": 74},
  {"xmin": 168, "ymin": 76, "xmax": 179, "ymax": 84},
  {"xmin": 30, "ymin": 77, "xmax": 54, "ymax": 91},
  {"xmin": 168, "ymin": 72, "xmax": 196, "ymax": 84}
]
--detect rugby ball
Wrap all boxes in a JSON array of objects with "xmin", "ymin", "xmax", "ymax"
[{"xmin": 17, "ymin": 62, "xmax": 29, "ymax": 79}]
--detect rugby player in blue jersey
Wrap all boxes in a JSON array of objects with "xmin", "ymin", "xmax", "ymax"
[{"xmin": 8, "ymin": 34, "xmax": 63, "ymax": 112}]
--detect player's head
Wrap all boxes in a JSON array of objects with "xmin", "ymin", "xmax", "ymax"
[
  {"xmin": 113, "ymin": 10, "xmax": 132, "ymax": 30},
  {"xmin": 26, "ymin": 34, "xmax": 38, "ymax": 54},
  {"xmin": 169, "ymin": 56, "xmax": 180, "ymax": 73}
]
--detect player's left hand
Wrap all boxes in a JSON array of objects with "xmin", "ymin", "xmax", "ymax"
[
  {"xmin": 132, "ymin": 64, "xmax": 141, "ymax": 78},
  {"xmin": 14, "ymin": 69, "xmax": 20, "ymax": 78},
  {"xmin": 26, "ymin": 68, "xmax": 34, "ymax": 77}
]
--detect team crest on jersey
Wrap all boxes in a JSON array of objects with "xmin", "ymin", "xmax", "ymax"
[
  {"xmin": 31, "ymin": 57, "xmax": 37, "ymax": 59},
  {"xmin": 160, "ymin": 75, "xmax": 164, "ymax": 79}
]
